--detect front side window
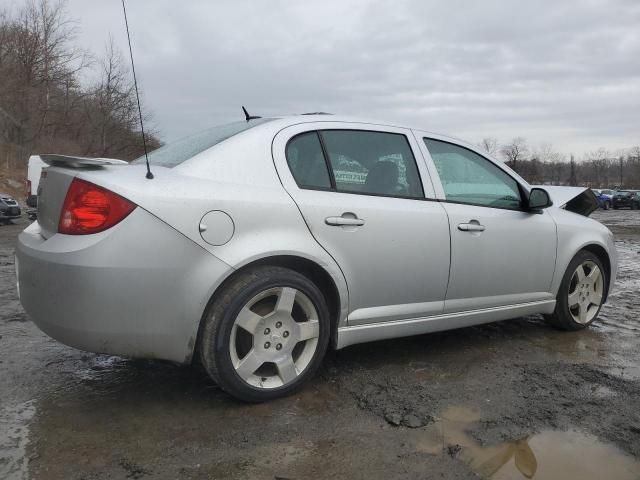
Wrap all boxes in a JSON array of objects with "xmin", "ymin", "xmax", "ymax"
[
  {"xmin": 424, "ymin": 138, "xmax": 522, "ymax": 210},
  {"xmin": 321, "ymin": 130, "xmax": 424, "ymax": 198}
]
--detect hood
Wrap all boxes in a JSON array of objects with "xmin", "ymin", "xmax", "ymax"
[{"xmin": 533, "ymin": 186, "xmax": 599, "ymax": 217}]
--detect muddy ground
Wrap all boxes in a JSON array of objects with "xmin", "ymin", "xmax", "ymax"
[{"xmin": 1, "ymin": 210, "xmax": 639, "ymax": 480}]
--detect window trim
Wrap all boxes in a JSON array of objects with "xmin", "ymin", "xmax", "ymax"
[
  {"xmin": 316, "ymin": 131, "xmax": 337, "ymax": 189},
  {"xmin": 422, "ymin": 136, "xmax": 528, "ymax": 212},
  {"xmin": 284, "ymin": 128, "xmax": 427, "ymax": 201}
]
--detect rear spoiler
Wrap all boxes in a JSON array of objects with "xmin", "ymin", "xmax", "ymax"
[{"xmin": 40, "ymin": 154, "xmax": 128, "ymax": 168}]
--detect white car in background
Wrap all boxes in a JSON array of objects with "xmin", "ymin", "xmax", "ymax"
[
  {"xmin": 16, "ymin": 114, "xmax": 617, "ymax": 402},
  {"xmin": 26, "ymin": 155, "xmax": 46, "ymax": 208}
]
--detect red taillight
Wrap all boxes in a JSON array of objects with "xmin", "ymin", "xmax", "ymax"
[{"xmin": 58, "ymin": 178, "xmax": 136, "ymax": 235}]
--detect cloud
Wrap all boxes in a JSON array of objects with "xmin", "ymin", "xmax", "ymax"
[{"xmin": 67, "ymin": 0, "xmax": 640, "ymax": 155}]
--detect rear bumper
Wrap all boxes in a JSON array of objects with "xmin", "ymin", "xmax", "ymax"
[{"xmin": 16, "ymin": 208, "xmax": 233, "ymax": 363}]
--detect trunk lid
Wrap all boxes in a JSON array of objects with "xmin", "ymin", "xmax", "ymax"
[{"xmin": 36, "ymin": 168, "xmax": 75, "ymax": 238}]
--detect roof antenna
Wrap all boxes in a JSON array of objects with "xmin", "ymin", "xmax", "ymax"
[
  {"xmin": 121, "ymin": 0, "xmax": 153, "ymax": 179},
  {"xmin": 242, "ymin": 106, "xmax": 261, "ymax": 122}
]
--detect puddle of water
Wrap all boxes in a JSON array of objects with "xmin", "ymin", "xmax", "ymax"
[
  {"xmin": 0, "ymin": 400, "xmax": 36, "ymax": 480},
  {"xmin": 491, "ymin": 430, "xmax": 639, "ymax": 480},
  {"xmin": 412, "ymin": 406, "xmax": 640, "ymax": 479}
]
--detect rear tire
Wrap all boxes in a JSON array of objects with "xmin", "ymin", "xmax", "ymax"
[
  {"xmin": 199, "ymin": 266, "xmax": 330, "ymax": 402},
  {"xmin": 545, "ymin": 250, "xmax": 606, "ymax": 331}
]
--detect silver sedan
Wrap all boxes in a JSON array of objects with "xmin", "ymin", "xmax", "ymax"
[{"xmin": 16, "ymin": 115, "xmax": 617, "ymax": 402}]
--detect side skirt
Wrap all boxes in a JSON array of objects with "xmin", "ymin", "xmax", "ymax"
[{"xmin": 335, "ymin": 300, "xmax": 556, "ymax": 349}]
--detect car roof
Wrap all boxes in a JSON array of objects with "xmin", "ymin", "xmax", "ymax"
[{"xmin": 254, "ymin": 113, "xmax": 473, "ymax": 149}]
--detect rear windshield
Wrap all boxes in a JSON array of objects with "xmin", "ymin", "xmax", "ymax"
[{"xmin": 132, "ymin": 118, "xmax": 274, "ymax": 168}]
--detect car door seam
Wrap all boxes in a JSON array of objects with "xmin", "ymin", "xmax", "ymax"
[{"xmin": 269, "ymin": 128, "xmax": 352, "ymax": 322}]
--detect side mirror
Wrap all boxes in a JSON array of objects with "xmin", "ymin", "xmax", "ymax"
[{"xmin": 528, "ymin": 188, "xmax": 553, "ymax": 211}]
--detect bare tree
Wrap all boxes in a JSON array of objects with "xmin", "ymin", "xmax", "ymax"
[
  {"xmin": 0, "ymin": 0, "xmax": 159, "ymax": 177},
  {"xmin": 9, "ymin": 0, "xmax": 87, "ymax": 143},
  {"xmin": 500, "ymin": 137, "xmax": 528, "ymax": 171},
  {"xmin": 584, "ymin": 148, "xmax": 611, "ymax": 187},
  {"xmin": 534, "ymin": 143, "xmax": 564, "ymax": 164}
]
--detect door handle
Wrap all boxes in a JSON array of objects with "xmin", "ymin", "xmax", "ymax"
[
  {"xmin": 325, "ymin": 216, "xmax": 365, "ymax": 227},
  {"xmin": 458, "ymin": 222, "xmax": 485, "ymax": 232}
]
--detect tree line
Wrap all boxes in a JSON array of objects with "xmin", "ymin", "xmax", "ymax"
[
  {"xmin": 479, "ymin": 137, "xmax": 640, "ymax": 189},
  {"xmin": 0, "ymin": 0, "xmax": 159, "ymax": 172}
]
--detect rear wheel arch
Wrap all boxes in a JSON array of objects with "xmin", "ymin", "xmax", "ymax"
[{"xmin": 193, "ymin": 255, "xmax": 342, "ymax": 364}]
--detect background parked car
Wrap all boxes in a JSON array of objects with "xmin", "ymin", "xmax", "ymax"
[
  {"xmin": 612, "ymin": 190, "xmax": 639, "ymax": 209},
  {"xmin": 592, "ymin": 189, "xmax": 612, "ymax": 210},
  {"xmin": 632, "ymin": 192, "xmax": 640, "ymax": 210},
  {"xmin": 0, "ymin": 193, "xmax": 22, "ymax": 224}
]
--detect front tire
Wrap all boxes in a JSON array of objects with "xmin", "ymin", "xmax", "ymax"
[
  {"xmin": 545, "ymin": 251, "xmax": 606, "ymax": 331},
  {"xmin": 199, "ymin": 266, "xmax": 330, "ymax": 402}
]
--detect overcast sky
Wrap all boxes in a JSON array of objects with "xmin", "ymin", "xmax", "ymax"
[{"xmin": 19, "ymin": 0, "xmax": 640, "ymax": 155}]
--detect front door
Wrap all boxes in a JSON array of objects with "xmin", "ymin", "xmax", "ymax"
[
  {"xmin": 419, "ymin": 137, "xmax": 557, "ymax": 313},
  {"xmin": 273, "ymin": 124, "xmax": 451, "ymax": 325}
]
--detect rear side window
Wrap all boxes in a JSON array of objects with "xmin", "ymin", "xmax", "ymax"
[
  {"xmin": 285, "ymin": 129, "xmax": 424, "ymax": 199},
  {"xmin": 424, "ymin": 138, "xmax": 522, "ymax": 210},
  {"xmin": 286, "ymin": 132, "xmax": 332, "ymax": 189},
  {"xmin": 322, "ymin": 130, "xmax": 423, "ymax": 198}
]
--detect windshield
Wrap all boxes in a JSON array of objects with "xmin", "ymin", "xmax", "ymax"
[{"xmin": 132, "ymin": 118, "xmax": 274, "ymax": 168}]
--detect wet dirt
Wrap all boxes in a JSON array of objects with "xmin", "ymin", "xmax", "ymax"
[{"xmin": 1, "ymin": 210, "xmax": 639, "ymax": 479}]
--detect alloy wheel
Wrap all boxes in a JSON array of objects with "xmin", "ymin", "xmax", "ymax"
[
  {"xmin": 230, "ymin": 287, "xmax": 320, "ymax": 389},
  {"xmin": 568, "ymin": 261, "xmax": 604, "ymax": 324}
]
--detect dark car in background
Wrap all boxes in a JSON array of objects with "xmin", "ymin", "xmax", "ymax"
[
  {"xmin": 0, "ymin": 194, "xmax": 22, "ymax": 224},
  {"xmin": 612, "ymin": 190, "xmax": 639, "ymax": 209},
  {"xmin": 632, "ymin": 192, "xmax": 640, "ymax": 210}
]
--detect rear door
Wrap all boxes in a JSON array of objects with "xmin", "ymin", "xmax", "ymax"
[
  {"xmin": 272, "ymin": 123, "xmax": 451, "ymax": 325},
  {"xmin": 417, "ymin": 135, "xmax": 557, "ymax": 312}
]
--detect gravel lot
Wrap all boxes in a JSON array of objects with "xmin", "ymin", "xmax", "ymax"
[{"xmin": 1, "ymin": 210, "xmax": 639, "ymax": 479}]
